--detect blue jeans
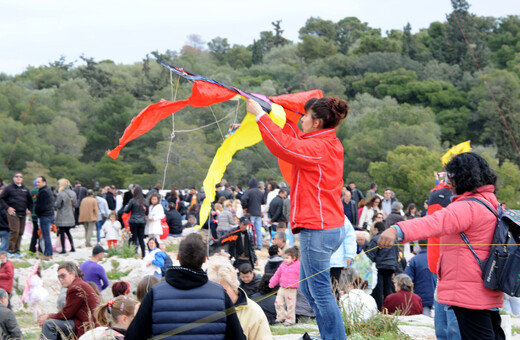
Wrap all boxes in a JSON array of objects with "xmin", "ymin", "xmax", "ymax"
[
  {"xmin": 300, "ymin": 227, "xmax": 346, "ymax": 340},
  {"xmin": 39, "ymin": 216, "xmax": 53, "ymax": 256},
  {"xmin": 0, "ymin": 230, "xmax": 8, "ymax": 252},
  {"xmin": 40, "ymin": 318, "xmax": 74, "ymax": 340},
  {"xmin": 250, "ymin": 216, "xmax": 263, "ymax": 249},
  {"xmin": 433, "ymin": 274, "xmax": 461, "ymax": 340},
  {"xmin": 96, "ymin": 219, "xmax": 106, "ymax": 243}
]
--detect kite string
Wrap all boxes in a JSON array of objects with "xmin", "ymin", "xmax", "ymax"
[
  {"xmin": 161, "ymin": 72, "xmax": 181, "ymax": 190},
  {"xmin": 451, "ymin": 11, "xmax": 520, "ymax": 156}
]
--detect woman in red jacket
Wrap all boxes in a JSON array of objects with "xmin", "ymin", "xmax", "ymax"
[
  {"xmin": 378, "ymin": 152, "xmax": 504, "ymax": 340},
  {"xmin": 248, "ymin": 97, "xmax": 348, "ymax": 340}
]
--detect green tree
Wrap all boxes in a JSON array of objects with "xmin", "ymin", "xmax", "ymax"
[
  {"xmin": 369, "ymin": 145, "xmax": 442, "ymax": 205},
  {"xmin": 469, "ymin": 69, "xmax": 520, "ymax": 165},
  {"xmin": 443, "ymin": 0, "xmax": 490, "ymax": 72},
  {"xmin": 208, "ymin": 37, "xmax": 230, "ymax": 63}
]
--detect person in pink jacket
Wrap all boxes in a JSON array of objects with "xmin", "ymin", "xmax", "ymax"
[
  {"xmin": 269, "ymin": 247, "xmax": 300, "ymax": 326},
  {"xmin": 378, "ymin": 152, "xmax": 504, "ymax": 340}
]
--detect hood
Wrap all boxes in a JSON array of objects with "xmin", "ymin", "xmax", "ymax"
[
  {"xmin": 165, "ymin": 266, "xmax": 208, "ymax": 290},
  {"xmin": 248, "ymin": 178, "xmax": 258, "ymax": 189}
]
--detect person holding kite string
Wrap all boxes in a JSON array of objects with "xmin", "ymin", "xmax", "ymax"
[{"xmin": 247, "ymin": 97, "xmax": 348, "ymax": 340}]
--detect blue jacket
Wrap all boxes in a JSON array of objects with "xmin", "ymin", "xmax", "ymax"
[
  {"xmin": 125, "ymin": 266, "xmax": 245, "ymax": 340},
  {"xmin": 405, "ymin": 249, "xmax": 435, "ymax": 306},
  {"xmin": 330, "ymin": 218, "xmax": 357, "ymax": 268}
]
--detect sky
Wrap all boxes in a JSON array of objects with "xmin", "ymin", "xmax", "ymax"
[{"xmin": 0, "ymin": 0, "xmax": 518, "ymax": 76}]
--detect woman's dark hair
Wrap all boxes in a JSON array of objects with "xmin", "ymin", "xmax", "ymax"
[
  {"xmin": 147, "ymin": 237, "xmax": 159, "ymax": 250},
  {"xmin": 445, "ymin": 152, "xmax": 497, "ymax": 195},
  {"xmin": 405, "ymin": 203, "xmax": 417, "ymax": 215},
  {"xmin": 258, "ymin": 273, "xmax": 277, "ymax": 294},
  {"xmin": 112, "ymin": 281, "xmax": 130, "ymax": 297},
  {"xmin": 367, "ymin": 195, "xmax": 382, "ymax": 210},
  {"xmin": 304, "ymin": 97, "xmax": 349, "ymax": 129},
  {"xmin": 132, "ymin": 185, "xmax": 145, "ymax": 206}
]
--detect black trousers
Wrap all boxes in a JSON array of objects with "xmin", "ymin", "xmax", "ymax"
[
  {"xmin": 29, "ymin": 218, "xmax": 41, "ymax": 253},
  {"xmin": 330, "ymin": 267, "xmax": 343, "ymax": 301},
  {"xmin": 58, "ymin": 226, "xmax": 75, "ymax": 252},
  {"xmin": 452, "ymin": 306, "xmax": 505, "ymax": 340},
  {"xmin": 371, "ymin": 269, "xmax": 395, "ymax": 310},
  {"xmin": 130, "ymin": 222, "xmax": 146, "ymax": 258}
]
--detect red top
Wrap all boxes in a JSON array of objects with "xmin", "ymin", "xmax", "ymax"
[
  {"xmin": 0, "ymin": 261, "xmax": 14, "ymax": 293},
  {"xmin": 256, "ymin": 115, "xmax": 344, "ymax": 233},
  {"xmin": 383, "ymin": 290, "xmax": 423, "ymax": 315}
]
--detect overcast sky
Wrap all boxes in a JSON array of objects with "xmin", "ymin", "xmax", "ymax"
[{"xmin": 0, "ymin": 0, "xmax": 517, "ymax": 75}]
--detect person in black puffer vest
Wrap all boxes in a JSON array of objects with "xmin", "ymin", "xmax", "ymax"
[{"xmin": 125, "ymin": 233, "xmax": 246, "ymax": 340}]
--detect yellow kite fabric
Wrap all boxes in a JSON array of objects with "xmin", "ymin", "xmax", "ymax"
[
  {"xmin": 198, "ymin": 103, "xmax": 287, "ymax": 228},
  {"xmin": 440, "ymin": 140, "xmax": 472, "ymax": 166}
]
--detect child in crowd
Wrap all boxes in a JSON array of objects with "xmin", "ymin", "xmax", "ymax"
[
  {"xmin": 22, "ymin": 261, "xmax": 48, "ymax": 322},
  {"xmin": 146, "ymin": 193, "xmax": 165, "ymax": 240},
  {"xmin": 269, "ymin": 247, "xmax": 300, "ymax": 326},
  {"xmin": 264, "ymin": 245, "xmax": 283, "ymax": 274},
  {"xmin": 79, "ymin": 295, "xmax": 138, "ymax": 340},
  {"xmin": 102, "ymin": 212, "xmax": 121, "ymax": 249},
  {"xmin": 142, "ymin": 238, "xmax": 165, "ymax": 278}
]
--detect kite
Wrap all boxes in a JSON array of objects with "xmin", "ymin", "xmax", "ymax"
[
  {"xmin": 107, "ymin": 62, "xmax": 323, "ymax": 227},
  {"xmin": 440, "ymin": 140, "xmax": 472, "ymax": 166}
]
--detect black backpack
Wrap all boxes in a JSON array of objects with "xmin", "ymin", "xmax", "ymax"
[{"xmin": 460, "ymin": 198, "xmax": 520, "ymax": 296}]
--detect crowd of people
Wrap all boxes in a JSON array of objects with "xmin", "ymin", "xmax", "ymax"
[{"xmin": 0, "ymin": 92, "xmax": 514, "ymax": 340}]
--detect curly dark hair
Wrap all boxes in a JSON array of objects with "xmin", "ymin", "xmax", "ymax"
[{"xmin": 445, "ymin": 152, "xmax": 497, "ymax": 195}]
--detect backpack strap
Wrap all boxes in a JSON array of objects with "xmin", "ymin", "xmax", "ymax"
[{"xmin": 459, "ymin": 197, "xmax": 499, "ymax": 265}]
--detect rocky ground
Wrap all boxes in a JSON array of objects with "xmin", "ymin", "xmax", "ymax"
[{"xmin": 9, "ymin": 225, "xmax": 520, "ymax": 339}]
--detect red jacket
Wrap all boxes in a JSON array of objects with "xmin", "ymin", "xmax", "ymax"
[
  {"xmin": 48, "ymin": 277, "xmax": 100, "ymax": 338},
  {"xmin": 397, "ymin": 185, "xmax": 503, "ymax": 310},
  {"xmin": 256, "ymin": 114, "xmax": 344, "ymax": 233},
  {"xmin": 383, "ymin": 290, "xmax": 423, "ymax": 315},
  {"xmin": 0, "ymin": 261, "xmax": 14, "ymax": 293}
]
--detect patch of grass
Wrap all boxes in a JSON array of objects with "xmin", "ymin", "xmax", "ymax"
[
  {"xmin": 14, "ymin": 310, "xmax": 40, "ymax": 340},
  {"xmin": 512, "ymin": 326, "xmax": 520, "ymax": 335},
  {"xmin": 343, "ymin": 308, "xmax": 411, "ymax": 339},
  {"xmin": 107, "ymin": 243, "xmax": 137, "ymax": 258},
  {"xmin": 106, "ymin": 268, "xmax": 133, "ymax": 280},
  {"xmin": 40, "ymin": 260, "xmax": 65, "ymax": 270},
  {"xmin": 111, "ymin": 259, "xmax": 120, "ymax": 271},
  {"xmin": 270, "ymin": 325, "xmax": 317, "ymax": 335},
  {"xmin": 12, "ymin": 259, "xmax": 33, "ymax": 269},
  {"xmin": 166, "ymin": 243, "xmax": 178, "ymax": 253}
]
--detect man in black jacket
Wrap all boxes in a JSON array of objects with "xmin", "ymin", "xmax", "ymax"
[
  {"xmin": 228, "ymin": 217, "xmax": 258, "ymax": 269},
  {"xmin": 0, "ymin": 172, "xmax": 32, "ymax": 257},
  {"xmin": 126, "ymin": 233, "xmax": 245, "ymax": 340},
  {"xmin": 268, "ymin": 188, "xmax": 287, "ymax": 228},
  {"xmin": 35, "ymin": 176, "xmax": 55, "ymax": 260},
  {"xmin": 241, "ymin": 178, "xmax": 266, "ymax": 250}
]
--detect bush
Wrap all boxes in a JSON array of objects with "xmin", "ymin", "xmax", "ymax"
[{"xmin": 107, "ymin": 243, "xmax": 137, "ymax": 258}]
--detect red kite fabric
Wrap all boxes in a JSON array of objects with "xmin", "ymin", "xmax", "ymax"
[{"xmin": 107, "ymin": 81, "xmax": 236, "ymax": 159}]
